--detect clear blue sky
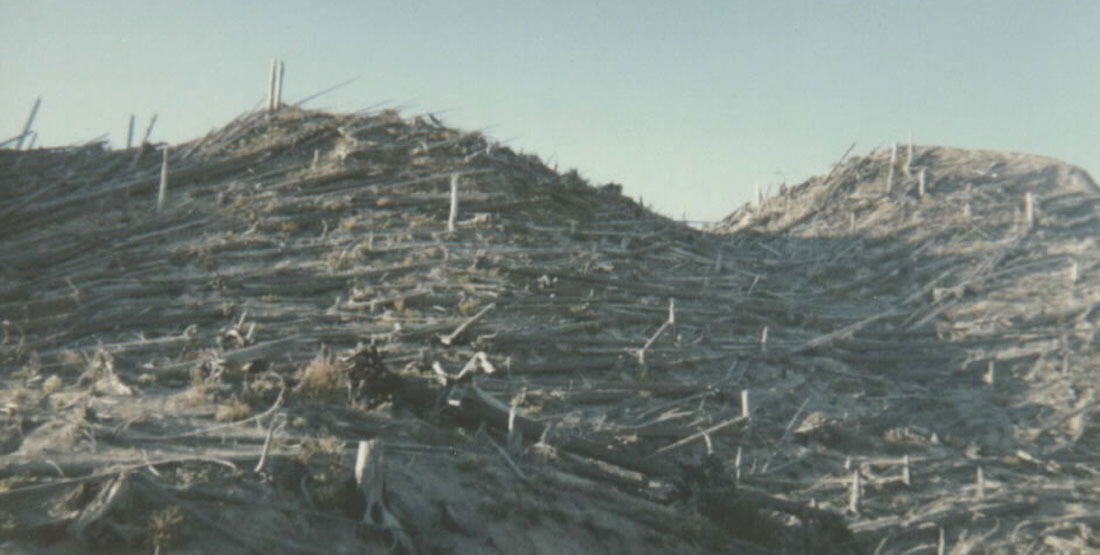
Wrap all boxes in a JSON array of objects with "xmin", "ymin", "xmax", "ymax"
[{"xmin": 3, "ymin": 1, "xmax": 1098, "ymax": 221}]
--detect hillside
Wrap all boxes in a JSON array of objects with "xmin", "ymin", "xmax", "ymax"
[
  {"xmin": 2, "ymin": 110, "xmax": 1098, "ymax": 554},
  {"xmin": 713, "ymin": 145, "xmax": 1100, "ymax": 552}
]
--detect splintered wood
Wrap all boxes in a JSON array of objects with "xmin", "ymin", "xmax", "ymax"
[
  {"xmin": 3, "ymin": 111, "xmax": 1099, "ymax": 554},
  {"xmin": 355, "ymin": 440, "xmax": 413, "ymax": 552},
  {"xmin": 713, "ymin": 144, "xmax": 1100, "ymax": 553}
]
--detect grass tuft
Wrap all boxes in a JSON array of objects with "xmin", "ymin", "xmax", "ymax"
[
  {"xmin": 148, "ymin": 505, "xmax": 185, "ymax": 553},
  {"xmin": 457, "ymin": 298, "xmax": 481, "ymax": 316},
  {"xmin": 214, "ymin": 397, "xmax": 252, "ymax": 421},
  {"xmin": 42, "ymin": 375, "xmax": 62, "ymax": 394},
  {"xmin": 294, "ymin": 353, "xmax": 345, "ymax": 401}
]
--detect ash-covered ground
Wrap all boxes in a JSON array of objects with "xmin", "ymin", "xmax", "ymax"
[{"xmin": 2, "ymin": 109, "xmax": 1097, "ymax": 554}]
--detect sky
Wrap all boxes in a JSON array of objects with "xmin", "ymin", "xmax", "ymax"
[{"xmin": 2, "ymin": 1, "xmax": 1098, "ymax": 222}]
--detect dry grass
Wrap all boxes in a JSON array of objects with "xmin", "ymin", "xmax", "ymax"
[
  {"xmin": 0, "ymin": 475, "xmax": 29, "ymax": 493},
  {"xmin": 322, "ymin": 198, "xmax": 351, "ymax": 211},
  {"xmin": 148, "ymin": 505, "xmax": 185, "ymax": 553},
  {"xmin": 179, "ymin": 382, "xmax": 208, "ymax": 407},
  {"xmin": 457, "ymin": 298, "xmax": 482, "ymax": 316},
  {"xmin": 58, "ymin": 350, "xmax": 84, "ymax": 370},
  {"xmin": 214, "ymin": 397, "xmax": 252, "ymax": 422},
  {"xmin": 41, "ymin": 374, "xmax": 62, "ymax": 394},
  {"xmin": 294, "ymin": 431, "xmax": 346, "ymax": 464},
  {"xmin": 325, "ymin": 248, "xmax": 354, "ymax": 271},
  {"xmin": 294, "ymin": 353, "xmax": 345, "ymax": 401}
]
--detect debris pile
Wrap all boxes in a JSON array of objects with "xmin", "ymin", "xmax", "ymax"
[
  {"xmin": 3, "ymin": 105, "xmax": 1098, "ymax": 553},
  {"xmin": 2, "ymin": 107, "xmax": 859, "ymax": 554},
  {"xmin": 713, "ymin": 145, "xmax": 1100, "ymax": 552}
]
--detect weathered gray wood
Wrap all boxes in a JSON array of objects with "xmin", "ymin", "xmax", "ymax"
[
  {"xmin": 157, "ymin": 147, "xmax": 169, "ymax": 211},
  {"xmin": 141, "ymin": 114, "xmax": 157, "ymax": 145},
  {"xmin": 16, "ymin": 97, "xmax": 41, "ymax": 151},
  {"xmin": 274, "ymin": 60, "xmax": 285, "ymax": 110},
  {"xmin": 267, "ymin": 58, "xmax": 278, "ymax": 112},
  {"xmin": 354, "ymin": 440, "xmax": 413, "ymax": 552},
  {"xmin": 448, "ymin": 173, "xmax": 460, "ymax": 232}
]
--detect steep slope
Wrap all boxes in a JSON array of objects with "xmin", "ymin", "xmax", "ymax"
[
  {"xmin": 5, "ymin": 105, "xmax": 1097, "ymax": 554},
  {"xmin": 713, "ymin": 145, "xmax": 1100, "ymax": 552},
  {"xmin": 1, "ymin": 108, "xmax": 859, "ymax": 554}
]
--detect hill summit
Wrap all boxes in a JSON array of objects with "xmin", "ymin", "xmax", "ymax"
[{"xmin": 714, "ymin": 144, "xmax": 1100, "ymax": 551}]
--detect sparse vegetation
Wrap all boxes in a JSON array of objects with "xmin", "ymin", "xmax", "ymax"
[
  {"xmin": 0, "ymin": 475, "xmax": 31, "ymax": 493},
  {"xmin": 4, "ymin": 106, "xmax": 1098, "ymax": 555},
  {"xmin": 322, "ymin": 197, "xmax": 351, "ymax": 211},
  {"xmin": 41, "ymin": 374, "xmax": 62, "ymax": 394},
  {"xmin": 325, "ymin": 248, "xmax": 354, "ymax": 271},
  {"xmin": 457, "ymin": 298, "xmax": 481, "ymax": 316},
  {"xmin": 294, "ymin": 352, "xmax": 345, "ymax": 401},
  {"xmin": 148, "ymin": 505, "xmax": 185, "ymax": 553},
  {"xmin": 214, "ymin": 397, "xmax": 251, "ymax": 421},
  {"xmin": 179, "ymin": 368, "xmax": 211, "ymax": 407},
  {"xmin": 294, "ymin": 431, "xmax": 346, "ymax": 464},
  {"xmin": 58, "ymin": 350, "xmax": 83, "ymax": 370}
]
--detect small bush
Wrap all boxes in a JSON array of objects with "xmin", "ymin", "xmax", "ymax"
[{"xmin": 295, "ymin": 354, "xmax": 345, "ymax": 401}]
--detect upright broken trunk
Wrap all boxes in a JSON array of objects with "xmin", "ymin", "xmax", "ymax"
[{"xmin": 355, "ymin": 440, "xmax": 414, "ymax": 553}]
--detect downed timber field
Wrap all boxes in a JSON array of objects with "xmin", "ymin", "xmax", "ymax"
[{"xmin": 1, "ymin": 107, "xmax": 1098, "ymax": 554}]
